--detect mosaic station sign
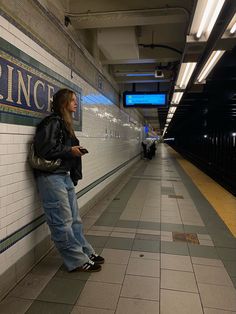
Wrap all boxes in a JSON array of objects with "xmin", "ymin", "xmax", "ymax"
[{"xmin": 0, "ymin": 49, "xmax": 82, "ymax": 130}]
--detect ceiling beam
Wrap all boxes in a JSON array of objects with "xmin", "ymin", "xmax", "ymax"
[{"xmin": 66, "ymin": 8, "xmax": 189, "ymax": 29}]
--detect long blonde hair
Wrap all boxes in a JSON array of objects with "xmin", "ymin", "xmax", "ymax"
[{"xmin": 51, "ymin": 88, "xmax": 76, "ymax": 137}]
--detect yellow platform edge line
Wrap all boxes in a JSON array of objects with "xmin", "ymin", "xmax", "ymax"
[{"xmin": 167, "ymin": 146, "xmax": 236, "ymax": 237}]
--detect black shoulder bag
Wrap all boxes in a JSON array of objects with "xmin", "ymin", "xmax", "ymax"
[{"xmin": 28, "ymin": 118, "xmax": 63, "ymax": 172}]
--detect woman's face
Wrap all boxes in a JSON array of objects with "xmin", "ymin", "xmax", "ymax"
[{"xmin": 67, "ymin": 93, "xmax": 77, "ymax": 113}]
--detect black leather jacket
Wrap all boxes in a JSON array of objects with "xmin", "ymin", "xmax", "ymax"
[{"xmin": 34, "ymin": 113, "xmax": 82, "ymax": 185}]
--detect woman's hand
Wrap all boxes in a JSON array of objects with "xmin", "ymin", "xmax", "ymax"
[{"xmin": 71, "ymin": 146, "xmax": 84, "ymax": 157}]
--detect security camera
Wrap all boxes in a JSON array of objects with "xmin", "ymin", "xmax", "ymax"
[{"xmin": 154, "ymin": 70, "xmax": 164, "ymax": 78}]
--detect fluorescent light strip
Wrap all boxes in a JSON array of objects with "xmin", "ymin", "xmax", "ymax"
[
  {"xmin": 230, "ymin": 22, "xmax": 236, "ymax": 34},
  {"xmin": 169, "ymin": 107, "xmax": 177, "ymax": 114},
  {"xmin": 178, "ymin": 63, "xmax": 197, "ymax": 89},
  {"xmin": 196, "ymin": 0, "xmax": 212, "ymax": 38},
  {"xmin": 197, "ymin": 50, "xmax": 225, "ymax": 82},
  {"xmin": 184, "ymin": 63, "xmax": 197, "ymax": 86},
  {"xmin": 167, "ymin": 113, "xmax": 174, "ymax": 119},
  {"xmin": 171, "ymin": 92, "xmax": 184, "ymax": 104},
  {"xmin": 207, "ymin": 0, "xmax": 225, "ymax": 35},
  {"xmin": 179, "ymin": 63, "xmax": 190, "ymax": 88}
]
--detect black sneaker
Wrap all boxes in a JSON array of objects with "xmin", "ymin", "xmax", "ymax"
[
  {"xmin": 74, "ymin": 260, "xmax": 101, "ymax": 272},
  {"xmin": 89, "ymin": 253, "xmax": 105, "ymax": 264}
]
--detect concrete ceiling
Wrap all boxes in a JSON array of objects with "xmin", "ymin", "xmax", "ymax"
[
  {"xmin": 58, "ymin": 0, "xmax": 195, "ymax": 132},
  {"xmin": 58, "ymin": 0, "xmax": 235, "ymax": 134}
]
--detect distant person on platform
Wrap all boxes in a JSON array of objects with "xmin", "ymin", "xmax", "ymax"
[
  {"xmin": 141, "ymin": 140, "xmax": 148, "ymax": 159},
  {"xmin": 150, "ymin": 141, "xmax": 156, "ymax": 158}
]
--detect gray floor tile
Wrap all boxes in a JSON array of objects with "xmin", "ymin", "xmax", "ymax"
[
  {"xmin": 161, "ymin": 223, "xmax": 184, "ymax": 232},
  {"xmin": 115, "ymin": 220, "xmax": 139, "ymax": 228},
  {"xmin": 135, "ymin": 233, "xmax": 160, "ymax": 241},
  {"xmin": 231, "ymin": 277, "xmax": 236, "ymax": 289},
  {"xmin": 199, "ymin": 239, "xmax": 214, "ymax": 246},
  {"xmin": 101, "ymin": 248, "xmax": 130, "ymax": 264},
  {"xmin": 37, "ymin": 277, "xmax": 85, "ymax": 304},
  {"xmin": 161, "ymin": 187, "xmax": 175, "ymax": 194},
  {"xmin": 203, "ymin": 308, "xmax": 236, "ymax": 314},
  {"xmin": 161, "ymin": 241, "xmax": 189, "ymax": 255},
  {"xmin": 26, "ymin": 301, "xmax": 73, "ymax": 314},
  {"xmin": 95, "ymin": 213, "xmax": 121, "ymax": 226},
  {"xmin": 199, "ymin": 283, "xmax": 236, "ymax": 311},
  {"xmin": 91, "ymin": 226, "xmax": 114, "ymax": 232},
  {"xmin": 126, "ymin": 258, "xmax": 160, "ymax": 277},
  {"xmin": 116, "ymin": 297, "xmax": 159, "ymax": 314},
  {"xmin": 30, "ymin": 255, "xmax": 62, "ymax": 277},
  {"xmin": 71, "ymin": 306, "xmax": 114, "ymax": 314},
  {"xmin": 9, "ymin": 273, "xmax": 51, "ymax": 300},
  {"xmin": 88, "ymin": 263, "xmax": 126, "ymax": 284},
  {"xmin": 112, "ymin": 227, "xmax": 137, "ymax": 233},
  {"xmin": 161, "ymin": 253, "xmax": 193, "ymax": 271},
  {"xmin": 162, "ymin": 216, "xmax": 182, "ymax": 224},
  {"xmin": 130, "ymin": 251, "xmax": 160, "ymax": 260},
  {"xmin": 184, "ymin": 225, "xmax": 209, "ymax": 234},
  {"xmin": 188, "ymin": 244, "xmax": 219, "ymax": 259},
  {"xmin": 103, "ymin": 207, "xmax": 124, "ymax": 214},
  {"xmin": 223, "ymin": 261, "xmax": 236, "ymax": 277},
  {"xmin": 161, "ymin": 269, "xmax": 198, "ymax": 292},
  {"xmin": 138, "ymin": 221, "xmax": 160, "ymax": 230},
  {"xmin": 86, "ymin": 230, "xmax": 111, "ymax": 237},
  {"xmin": 137, "ymin": 229, "xmax": 160, "ymax": 235},
  {"xmin": 191, "ymin": 257, "xmax": 224, "ymax": 267},
  {"xmin": 132, "ymin": 239, "xmax": 160, "ymax": 253},
  {"xmin": 212, "ymin": 237, "xmax": 236, "ymax": 249},
  {"xmin": 55, "ymin": 265, "xmax": 91, "ymax": 281},
  {"xmin": 110, "ymin": 231, "xmax": 135, "ymax": 238},
  {"xmin": 121, "ymin": 275, "xmax": 159, "ymax": 301},
  {"xmin": 77, "ymin": 281, "xmax": 121, "ymax": 310},
  {"xmin": 216, "ymin": 248, "xmax": 236, "ymax": 261},
  {"xmin": 85, "ymin": 235, "xmax": 109, "ymax": 248},
  {"xmin": 105, "ymin": 237, "xmax": 133, "ymax": 250},
  {"xmin": 0, "ymin": 296, "xmax": 32, "ymax": 314},
  {"xmin": 160, "ymin": 289, "xmax": 203, "ymax": 314},
  {"xmin": 193, "ymin": 264, "xmax": 233, "ymax": 286}
]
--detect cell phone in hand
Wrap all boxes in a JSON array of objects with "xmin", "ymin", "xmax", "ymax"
[{"xmin": 79, "ymin": 148, "xmax": 89, "ymax": 154}]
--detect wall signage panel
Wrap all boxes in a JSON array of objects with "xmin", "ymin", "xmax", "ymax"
[{"xmin": 0, "ymin": 44, "xmax": 82, "ymax": 130}]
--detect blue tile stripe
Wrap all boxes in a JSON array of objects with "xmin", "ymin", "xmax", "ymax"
[{"xmin": 0, "ymin": 154, "xmax": 140, "ymax": 253}]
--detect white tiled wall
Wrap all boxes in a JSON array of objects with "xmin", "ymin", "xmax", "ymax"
[{"xmin": 0, "ymin": 16, "xmax": 143, "ymax": 275}]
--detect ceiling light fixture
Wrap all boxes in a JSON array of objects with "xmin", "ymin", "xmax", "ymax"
[
  {"xmin": 190, "ymin": 0, "xmax": 226, "ymax": 40},
  {"xmin": 169, "ymin": 107, "xmax": 177, "ymax": 114},
  {"xmin": 176, "ymin": 62, "xmax": 197, "ymax": 89},
  {"xmin": 196, "ymin": 50, "xmax": 225, "ymax": 83},
  {"xmin": 230, "ymin": 21, "xmax": 236, "ymax": 34},
  {"xmin": 196, "ymin": 0, "xmax": 212, "ymax": 38},
  {"xmin": 171, "ymin": 92, "xmax": 184, "ymax": 104},
  {"xmin": 206, "ymin": 0, "xmax": 225, "ymax": 36}
]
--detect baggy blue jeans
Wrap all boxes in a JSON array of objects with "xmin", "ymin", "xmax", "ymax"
[{"xmin": 36, "ymin": 173, "xmax": 95, "ymax": 271}]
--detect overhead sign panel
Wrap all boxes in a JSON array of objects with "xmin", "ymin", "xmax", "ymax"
[{"xmin": 123, "ymin": 92, "xmax": 167, "ymax": 107}]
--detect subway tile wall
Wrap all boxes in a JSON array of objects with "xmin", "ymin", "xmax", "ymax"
[{"xmin": 0, "ymin": 16, "xmax": 143, "ymax": 275}]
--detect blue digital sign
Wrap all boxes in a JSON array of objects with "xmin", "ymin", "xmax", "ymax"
[{"xmin": 123, "ymin": 92, "xmax": 167, "ymax": 107}]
